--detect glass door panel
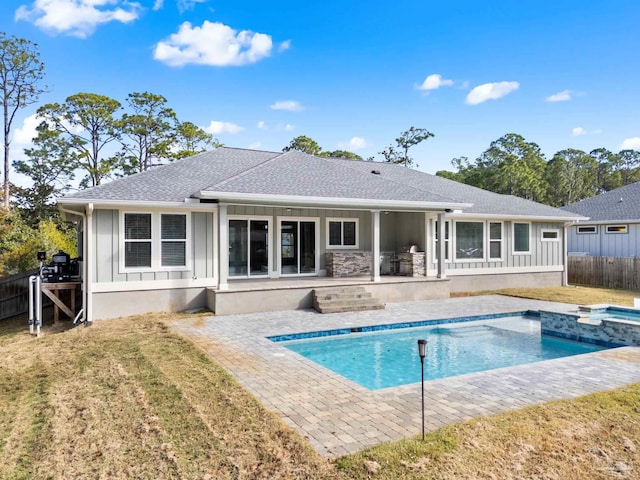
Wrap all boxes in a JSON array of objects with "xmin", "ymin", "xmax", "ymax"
[
  {"xmin": 280, "ymin": 220, "xmax": 316, "ymax": 275},
  {"xmin": 229, "ymin": 219, "xmax": 269, "ymax": 277},
  {"xmin": 229, "ymin": 219, "xmax": 248, "ymax": 276},
  {"xmin": 280, "ymin": 221, "xmax": 298, "ymax": 274},
  {"xmin": 300, "ymin": 221, "xmax": 316, "ymax": 273},
  {"xmin": 250, "ymin": 220, "xmax": 269, "ymax": 275}
]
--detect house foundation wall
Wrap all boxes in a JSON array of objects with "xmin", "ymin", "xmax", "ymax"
[
  {"xmin": 209, "ymin": 279, "xmax": 450, "ymax": 315},
  {"xmin": 449, "ymin": 271, "xmax": 563, "ymax": 293},
  {"xmin": 92, "ymin": 287, "xmax": 207, "ymax": 320}
]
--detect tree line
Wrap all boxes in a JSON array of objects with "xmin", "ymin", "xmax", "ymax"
[
  {"xmin": 435, "ymin": 133, "xmax": 640, "ymax": 207},
  {"xmin": 0, "ymin": 33, "xmax": 218, "ymax": 274}
]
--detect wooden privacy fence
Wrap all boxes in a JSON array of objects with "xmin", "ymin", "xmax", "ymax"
[
  {"xmin": 0, "ymin": 269, "xmax": 38, "ymax": 320},
  {"xmin": 568, "ymin": 256, "xmax": 640, "ymax": 291}
]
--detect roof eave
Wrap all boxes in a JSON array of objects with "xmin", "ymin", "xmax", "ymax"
[
  {"xmin": 449, "ymin": 212, "xmax": 588, "ymax": 222},
  {"xmin": 197, "ymin": 191, "xmax": 473, "ymax": 211},
  {"xmin": 57, "ymin": 198, "xmax": 203, "ymax": 209}
]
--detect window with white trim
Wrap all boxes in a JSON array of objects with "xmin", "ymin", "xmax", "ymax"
[
  {"xmin": 433, "ymin": 219, "xmax": 450, "ymax": 262},
  {"xmin": 577, "ymin": 226, "xmax": 598, "ymax": 234},
  {"xmin": 161, "ymin": 214, "xmax": 187, "ymax": 267},
  {"xmin": 455, "ymin": 221, "xmax": 484, "ymax": 260},
  {"xmin": 541, "ymin": 229, "xmax": 559, "ymax": 241},
  {"xmin": 326, "ymin": 218, "xmax": 358, "ymax": 248},
  {"xmin": 488, "ymin": 222, "xmax": 503, "ymax": 260},
  {"xmin": 121, "ymin": 211, "xmax": 189, "ymax": 271},
  {"xmin": 606, "ymin": 225, "xmax": 628, "ymax": 234},
  {"xmin": 513, "ymin": 222, "xmax": 531, "ymax": 254},
  {"xmin": 124, "ymin": 213, "xmax": 152, "ymax": 268}
]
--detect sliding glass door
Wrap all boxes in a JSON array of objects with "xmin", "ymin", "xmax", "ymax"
[
  {"xmin": 279, "ymin": 219, "xmax": 318, "ymax": 276},
  {"xmin": 229, "ymin": 218, "xmax": 269, "ymax": 277}
]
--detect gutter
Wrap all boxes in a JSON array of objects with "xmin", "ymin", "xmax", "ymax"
[{"xmin": 196, "ymin": 190, "xmax": 473, "ymax": 211}]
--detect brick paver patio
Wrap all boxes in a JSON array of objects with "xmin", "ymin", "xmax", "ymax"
[{"xmin": 169, "ymin": 295, "xmax": 640, "ymax": 457}]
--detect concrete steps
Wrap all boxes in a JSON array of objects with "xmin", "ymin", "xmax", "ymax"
[{"xmin": 312, "ymin": 286, "xmax": 385, "ymax": 314}]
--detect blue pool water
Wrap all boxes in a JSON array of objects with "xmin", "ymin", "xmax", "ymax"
[
  {"xmin": 589, "ymin": 306, "xmax": 640, "ymax": 323},
  {"xmin": 281, "ymin": 317, "xmax": 605, "ymax": 390}
]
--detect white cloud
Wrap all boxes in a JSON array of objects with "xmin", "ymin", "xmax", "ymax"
[
  {"xmin": 15, "ymin": 0, "xmax": 141, "ymax": 38},
  {"xmin": 546, "ymin": 90, "xmax": 573, "ymax": 102},
  {"xmin": 620, "ymin": 137, "xmax": 640, "ymax": 150},
  {"xmin": 417, "ymin": 74, "xmax": 454, "ymax": 91},
  {"xmin": 247, "ymin": 141, "xmax": 262, "ymax": 149},
  {"xmin": 270, "ymin": 100, "xmax": 304, "ymax": 112},
  {"xmin": 339, "ymin": 136, "xmax": 367, "ymax": 151},
  {"xmin": 465, "ymin": 81, "xmax": 520, "ymax": 105},
  {"xmin": 154, "ymin": 21, "xmax": 275, "ymax": 67},
  {"xmin": 572, "ymin": 127, "xmax": 602, "ymax": 137},
  {"xmin": 177, "ymin": 0, "xmax": 207, "ymax": 12},
  {"xmin": 203, "ymin": 120, "xmax": 243, "ymax": 134},
  {"xmin": 13, "ymin": 114, "xmax": 42, "ymax": 145},
  {"xmin": 255, "ymin": 121, "xmax": 295, "ymax": 132},
  {"xmin": 278, "ymin": 40, "xmax": 291, "ymax": 52},
  {"xmin": 153, "ymin": 0, "xmax": 164, "ymax": 11}
]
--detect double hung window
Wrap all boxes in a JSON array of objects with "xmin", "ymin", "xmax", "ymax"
[{"xmin": 122, "ymin": 212, "xmax": 189, "ymax": 271}]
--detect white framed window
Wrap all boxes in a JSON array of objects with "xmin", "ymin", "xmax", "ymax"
[
  {"xmin": 454, "ymin": 221, "xmax": 485, "ymax": 261},
  {"xmin": 124, "ymin": 213, "xmax": 152, "ymax": 269},
  {"xmin": 512, "ymin": 222, "xmax": 531, "ymax": 254},
  {"xmin": 326, "ymin": 218, "xmax": 359, "ymax": 249},
  {"xmin": 577, "ymin": 226, "xmax": 598, "ymax": 234},
  {"xmin": 433, "ymin": 219, "xmax": 451, "ymax": 262},
  {"xmin": 541, "ymin": 229, "xmax": 560, "ymax": 242},
  {"xmin": 121, "ymin": 211, "xmax": 190, "ymax": 272},
  {"xmin": 488, "ymin": 222, "xmax": 503, "ymax": 261},
  {"xmin": 161, "ymin": 214, "xmax": 187, "ymax": 267},
  {"xmin": 606, "ymin": 225, "xmax": 628, "ymax": 234}
]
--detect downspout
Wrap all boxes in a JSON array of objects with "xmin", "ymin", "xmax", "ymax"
[
  {"xmin": 59, "ymin": 204, "xmax": 87, "ymax": 323},
  {"xmin": 563, "ymin": 220, "xmax": 579, "ymax": 287},
  {"xmin": 85, "ymin": 203, "xmax": 93, "ymax": 324}
]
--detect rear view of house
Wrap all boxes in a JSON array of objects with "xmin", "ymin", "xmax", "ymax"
[{"xmin": 57, "ymin": 147, "xmax": 583, "ymax": 321}]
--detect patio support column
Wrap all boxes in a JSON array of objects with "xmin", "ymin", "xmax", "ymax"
[
  {"xmin": 437, "ymin": 212, "xmax": 447, "ymax": 279},
  {"xmin": 371, "ymin": 209, "xmax": 381, "ymax": 282},
  {"xmin": 219, "ymin": 203, "xmax": 229, "ymax": 290},
  {"xmin": 423, "ymin": 212, "xmax": 429, "ymax": 276}
]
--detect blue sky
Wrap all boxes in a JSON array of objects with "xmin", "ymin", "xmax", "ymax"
[{"xmin": 2, "ymin": 0, "xmax": 640, "ymax": 181}]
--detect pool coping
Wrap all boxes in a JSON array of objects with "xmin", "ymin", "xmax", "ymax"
[{"xmin": 169, "ymin": 295, "xmax": 640, "ymax": 458}]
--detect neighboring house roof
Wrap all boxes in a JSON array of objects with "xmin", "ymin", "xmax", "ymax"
[
  {"xmin": 563, "ymin": 182, "xmax": 640, "ymax": 222},
  {"xmin": 60, "ymin": 147, "xmax": 580, "ymax": 220}
]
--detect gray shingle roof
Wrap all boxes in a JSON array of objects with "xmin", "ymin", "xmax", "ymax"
[
  {"xmin": 63, "ymin": 148, "xmax": 279, "ymax": 202},
  {"xmin": 563, "ymin": 182, "xmax": 640, "ymax": 221},
  {"xmin": 60, "ymin": 147, "xmax": 580, "ymax": 219}
]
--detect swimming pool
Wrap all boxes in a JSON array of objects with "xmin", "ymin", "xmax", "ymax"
[
  {"xmin": 280, "ymin": 316, "xmax": 605, "ymax": 390},
  {"xmin": 587, "ymin": 306, "xmax": 640, "ymax": 323}
]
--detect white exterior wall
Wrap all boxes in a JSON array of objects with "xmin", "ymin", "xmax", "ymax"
[{"xmin": 93, "ymin": 208, "xmax": 217, "ymax": 284}]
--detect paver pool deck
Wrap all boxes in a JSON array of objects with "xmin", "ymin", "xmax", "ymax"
[{"xmin": 169, "ymin": 295, "xmax": 640, "ymax": 457}]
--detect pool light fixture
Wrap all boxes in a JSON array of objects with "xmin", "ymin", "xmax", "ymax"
[{"xmin": 417, "ymin": 339, "xmax": 427, "ymax": 441}]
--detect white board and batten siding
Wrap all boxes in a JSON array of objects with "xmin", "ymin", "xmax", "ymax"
[
  {"xmin": 442, "ymin": 221, "xmax": 564, "ymax": 271},
  {"xmin": 92, "ymin": 209, "xmax": 216, "ymax": 284},
  {"xmin": 568, "ymin": 222, "xmax": 640, "ymax": 258}
]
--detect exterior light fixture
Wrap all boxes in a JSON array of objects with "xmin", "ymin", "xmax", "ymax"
[{"xmin": 417, "ymin": 339, "xmax": 427, "ymax": 441}]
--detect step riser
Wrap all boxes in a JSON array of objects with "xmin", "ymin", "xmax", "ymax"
[{"xmin": 312, "ymin": 286, "xmax": 384, "ymax": 314}]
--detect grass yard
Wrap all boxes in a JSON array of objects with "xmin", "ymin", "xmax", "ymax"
[{"xmin": 1, "ymin": 286, "xmax": 639, "ymax": 479}]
